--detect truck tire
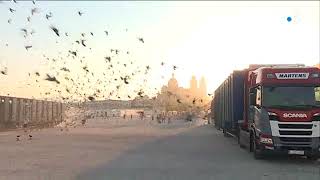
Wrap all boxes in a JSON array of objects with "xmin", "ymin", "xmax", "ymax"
[
  {"xmin": 253, "ymin": 138, "xmax": 263, "ymax": 159},
  {"xmin": 223, "ymin": 129, "xmax": 227, "ymax": 137}
]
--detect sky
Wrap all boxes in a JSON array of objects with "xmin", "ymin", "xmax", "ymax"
[{"xmin": 0, "ymin": 1, "xmax": 319, "ymax": 101}]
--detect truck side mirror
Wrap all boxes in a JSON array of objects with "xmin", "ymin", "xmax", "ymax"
[{"xmin": 249, "ymin": 93, "xmax": 256, "ymax": 106}]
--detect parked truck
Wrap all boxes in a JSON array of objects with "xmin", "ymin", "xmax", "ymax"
[{"xmin": 212, "ymin": 64, "xmax": 320, "ymax": 159}]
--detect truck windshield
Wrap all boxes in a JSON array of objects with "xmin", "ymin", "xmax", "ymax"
[{"xmin": 263, "ymin": 86, "xmax": 320, "ymax": 108}]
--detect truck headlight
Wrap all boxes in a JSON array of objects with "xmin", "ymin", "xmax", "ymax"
[
  {"xmin": 260, "ymin": 134, "xmax": 273, "ymax": 145},
  {"xmin": 260, "ymin": 137, "xmax": 273, "ymax": 144}
]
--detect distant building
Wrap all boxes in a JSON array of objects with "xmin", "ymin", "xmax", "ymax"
[{"xmin": 156, "ymin": 73, "xmax": 209, "ymax": 111}]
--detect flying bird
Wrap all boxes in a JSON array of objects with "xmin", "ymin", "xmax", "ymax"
[
  {"xmin": 78, "ymin": 11, "xmax": 84, "ymax": 16},
  {"xmin": 31, "ymin": 8, "xmax": 39, "ymax": 15},
  {"xmin": 46, "ymin": 13, "xmax": 52, "ymax": 20},
  {"xmin": 8, "ymin": 19, "xmax": 12, "ymax": 24},
  {"xmin": 35, "ymin": 72, "xmax": 40, "ymax": 76},
  {"xmin": 9, "ymin": 8, "xmax": 15, "ymax": 13},
  {"xmin": 1, "ymin": 67, "xmax": 8, "ymax": 75},
  {"xmin": 138, "ymin": 37, "xmax": 144, "ymax": 43},
  {"xmin": 104, "ymin": 30, "xmax": 108, "ymax": 36},
  {"xmin": 50, "ymin": 25, "xmax": 60, "ymax": 36},
  {"xmin": 45, "ymin": 74, "xmax": 60, "ymax": 84},
  {"xmin": 173, "ymin": 65, "xmax": 177, "ymax": 70},
  {"xmin": 25, "ymin": 45, "xmax": 32, "ymax": 50},
  {"xmin": 81, "ymin": 39, "xmax": 86, "ymax": 47},
  {"xmin": 69, "ymin": 51, "xmax": 77, "ymax": 56},
  {"xmin": 60, "ymin": 67, "xmax": 70, "ymax": 72},
  {"xmin": 32, "ymin": 0, "xmax": 36, "ymax": 5}
]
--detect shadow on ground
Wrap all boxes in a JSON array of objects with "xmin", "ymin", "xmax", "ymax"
[{"xmin": 76, "ymin": 125, "xmax": 320, "ymax": 180}]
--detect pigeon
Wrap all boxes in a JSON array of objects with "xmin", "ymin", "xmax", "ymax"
[
  {"xmin": 1, "ymin": 67, "xmax": 8, "ymax": 75},
  {"xmin": 9, "ymin": 8, "xmax": 16, "ymax": 13},
  {"xmin": 45, "ymin": 74, "xmax": 60, "ymax": 84},
  {"xmin": 50, "ymin": 25, "xmax": 60, "ymax": 36},
  {"xmin": 69, "ymin": 51, "xmax": 77, "ymax": 56},
  {"xmin": 177, "ymin": 99, "xmax": 182, "ymax": 103},
  {"xmin": 81, "ymin": 39, "xmax": 86, "ymax": 47},
  {"xmin": 88, "ymin": 96, "xmax": 95, "ymax": 101},
  {"xmin": 21, "ymin": 28, "xmax": 28, "ymax": 34},
  {"xmin": 105, "ymin": 56, "xmax": 111, "ymax": 62},
  {"xmin": 31, "ymin": 8, "xmax": 39, "ymax": 15},
  {"xmin": 25, "ymin": 45, "xmax": 32, "ymax": 50},
  {"xmin": 192, "ymin": 98, "xmax": 196, "ymax": 104},
  {"xmin": 16, "ymin": 135, "xmax": 20, "ymax": 141},
  {"xmin": 173, "ymin": 65, "xmax": 177, "ymax": 70},
  {"xmin": 60, "ymin": 67, "xmax": 70, "ymax": 72},
  {"xmin": 138, "ymin": 37, "xmax": 144, "ymax": 43},
  {"xmin": 78, "ymin": 11, "xmax": 84, "ymax": 16},
  {"xmin": 46, "ymin": 13, "xmax": 52, "ymax": 20}
]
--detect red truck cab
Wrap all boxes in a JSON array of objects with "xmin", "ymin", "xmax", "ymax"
[{"xmin": 239, "ymin": 64, "xmax": 320, "ymax": 159}]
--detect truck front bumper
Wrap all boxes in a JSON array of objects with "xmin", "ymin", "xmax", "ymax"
[{"xmin": 258, "ymin": 137, "xmax": 320, "ymax": 157}]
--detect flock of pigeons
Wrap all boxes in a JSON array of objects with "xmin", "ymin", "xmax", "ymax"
[{"xmin": 0, "ymin": 0, "xmax": 210, "ymax": 109}]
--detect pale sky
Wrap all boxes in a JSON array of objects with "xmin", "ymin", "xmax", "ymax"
[{"xmin": 0, "ymin": 1, "xmax": 319, "ymax": 101}]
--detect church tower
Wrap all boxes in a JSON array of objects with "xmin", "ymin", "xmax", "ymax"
[
  {"xmin": 199, "ymin": 76, "xmax": 207, "ymax": 97},
  {"xmin": 190, "ymin": 75, "xmax": 198, "ymax": 96}
]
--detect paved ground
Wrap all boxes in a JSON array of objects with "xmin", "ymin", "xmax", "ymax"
[{"xmin": 0, "ymin": 117, "xmax": 319, "ymax": 180}]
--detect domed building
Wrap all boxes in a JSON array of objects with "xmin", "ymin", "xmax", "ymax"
[
  {"xmin": 167, "ymin": 73, "xmax": 179, "ymax": 92},
  {"xmin": 157, "ymin": 73, "xmax": 209, "ymax": 111}
]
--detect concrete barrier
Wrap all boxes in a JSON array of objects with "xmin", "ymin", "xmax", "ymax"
[{"xmin": 0, "ymin": 96, "xmax": 65, "ymax": 131}]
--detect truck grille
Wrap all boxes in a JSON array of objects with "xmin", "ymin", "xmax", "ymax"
[
  {"xmin": 279, "ymin": 137, "xmax": 312, "ymax": 146},
  {"xmin": 278, "ymin": 124, "xmax": 312, "ymax": 129},
  {"xmin": 273, "ymin": 122, "xmax": 316, "ymax": 147},
  {"xmin": 279, "ymin": 130, "xmax": 312, "ymax": 136}
]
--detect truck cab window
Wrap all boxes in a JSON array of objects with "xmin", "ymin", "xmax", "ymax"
[{"xmin": 315, "ymin": 87, "xmax": 320, "ymax": 104}]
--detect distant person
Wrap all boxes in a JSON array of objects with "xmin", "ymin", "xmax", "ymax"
[
  {"xmin": 130, "ymin": 114, "xmax": 133, "ymax": 120},
  {"xmin": 17, "ymin": 118, "xmax": 32, "ymax": 141},
  {"xmin": 123, "ymin": 114, "xmax": 126, "ymax": 119},
  {"xmin": 82, "ymin": 118, "xmax": 87, "ymax": 127},
  {"xmin": 161, "ymin": 115, "xmax": 165, "ymax": 124},
  {"xmin": 168, "ymin": 116, "xmax": 171, "ymax": 124}
]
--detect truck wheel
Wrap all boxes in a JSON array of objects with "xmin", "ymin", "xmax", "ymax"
[
  {"xmin": 253, "ymin": 138, "xmax": 263, "ymax": 159},
  {"xmin": 223, "ymin": 129, "xmax": 227, "ymax": 137}
]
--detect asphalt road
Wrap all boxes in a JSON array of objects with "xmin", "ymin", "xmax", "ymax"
[{"xmin": 0, "ymin": 118, "xmax": 319, "ymax": 180}]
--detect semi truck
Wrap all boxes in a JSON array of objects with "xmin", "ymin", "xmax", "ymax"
[{"xmin": 212, "ymin": 64, "xmax": 320, "ymax": 159}]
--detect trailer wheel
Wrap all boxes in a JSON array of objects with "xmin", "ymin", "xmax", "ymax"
[
  {"xmin": 223, "ymin": 129, "xmax": 227, "ymax": 137},
  {"xmin": 253, "ymin": 138, "xmax": 263, "ymax": 159}
]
